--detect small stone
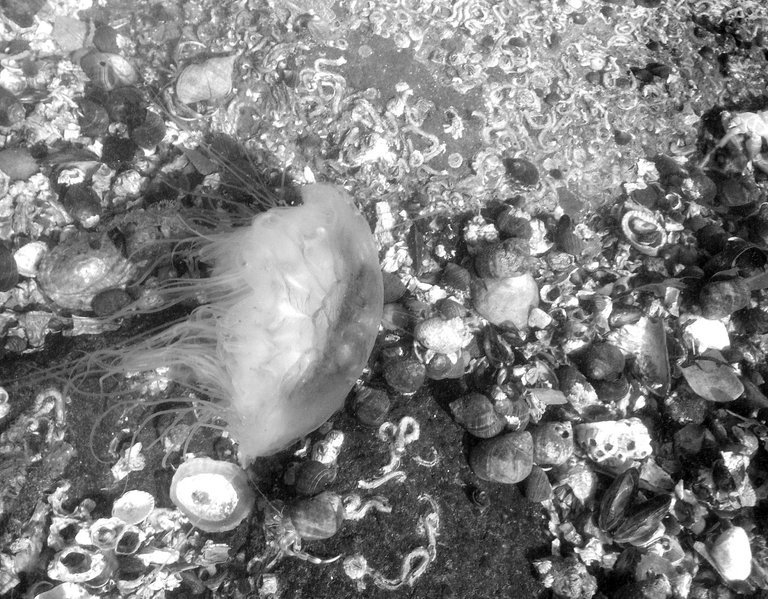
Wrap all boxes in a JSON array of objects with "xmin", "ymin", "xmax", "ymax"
[
  {"xmin": 472, "ymin": 273, "xmax": 539, "ymax": 331},
  {"xmin": 0, "ymin": 148, "xmax": 38, "ymax": 181}
]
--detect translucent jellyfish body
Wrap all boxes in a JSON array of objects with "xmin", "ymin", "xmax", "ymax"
[{"xmin": 89, "ymin": 184, "xmax": 383, "ymax": 461}]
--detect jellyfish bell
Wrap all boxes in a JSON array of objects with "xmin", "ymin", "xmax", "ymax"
[{"xmin": 19, "ymin": 172, "xmax": 384, "ymax": 465}]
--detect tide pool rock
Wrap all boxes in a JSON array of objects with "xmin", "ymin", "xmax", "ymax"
[{"xmin": 472, "ymin": 272, "xmax": 539, "ymax": 331}]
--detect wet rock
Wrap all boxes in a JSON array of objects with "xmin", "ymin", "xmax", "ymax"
[{"xmin": 472, "ymin": 273, "xmax": 539, "ymax": 331}]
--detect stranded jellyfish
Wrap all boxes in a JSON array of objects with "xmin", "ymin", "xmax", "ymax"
[{"xmin": 69, "ymin": 183, "xmax": 383, "ymax": 463}]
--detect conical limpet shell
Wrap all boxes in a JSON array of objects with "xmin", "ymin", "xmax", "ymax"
[{"xmin": 169, "ymin": 457, "xmax": 255, "ymax": 532}]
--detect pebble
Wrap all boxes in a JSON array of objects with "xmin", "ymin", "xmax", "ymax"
[
  {"xmin": 0, "ymin": 148, "xmax": 39, "ymax": 181},
  {"xmin": 472, "ymin": 272, "xmax": 539, "ymax": 331}
]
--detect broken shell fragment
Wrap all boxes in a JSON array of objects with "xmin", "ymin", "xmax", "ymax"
[
  {"xmin": 48, "ymin": 547, "xmax": 108, "ymax": 584},
  {"xmin": 621, "ymin": 210, "xmax": 666, "ymax": 256},
  {"xmin": 112, "ymin": 490, "xmax": 155, "ymax": 525},
  {"xmin": 34, "ymin": 583, "xmax": 95, "ymax": 599},
  {"xmin": 609, "ymin": 316, "xmax": 670, "ymax": 396},
  {"xmin": 169, "ymin": 457, "xmax": 255, "ymax": 532},
  {"xmin": 469, "ymin": 430, "xmax": 533, "ymax": 484},
  {"xmin": 88, "ymin": 518, "xmax": 125, "ymax": 550},
  {"xmin": 114, "ymin": 525, "xmax": 145, "ymax": 555},
  {"xmin": 175, "ymin": 54, "xmax": 238, "ymax": 104},
  {"xmin": 574, "ymin": 418, "xmax": 652, "ymax": 465}
]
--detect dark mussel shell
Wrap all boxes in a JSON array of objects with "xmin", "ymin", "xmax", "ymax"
[
  {"xmin": 598, "ymin": 467, "xmax": 639, "ymax": 532},
  {"xmin": 612, "ymin": 494, "xmax": 672, "ymax": 546},
  {"xmin": 105, "ymin": 86, "xmax": 146, "ymax": 127},
  {"xmin": 61, "ymin": 183, "xmax": 101, "ymax": 226},
  {"xmin": 0, "ymin": 87, "xmax": 25, "ymax": 128},
  {"xmin": 131, "ymin": 111, "xmax": 167, "ymax": 150},
  {"xmin": 77, "ymin": 97, "xmax": 110, "ymax": 137},
  {"xmin": 0, "ymin": 244, "xmax": 19, "ymax": 291}
]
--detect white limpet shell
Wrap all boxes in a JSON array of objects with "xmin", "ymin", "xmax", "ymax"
[
  {"xmin": 574, "ymin": 418, "xmax": 652, "ymax": 464},
  {"xmin": 169, "ymin": 457, "xmax": 255, "ymax": 532},
  {"xmin": 112, "ymin": 490, "xmax": 155, "ymax": 525}
]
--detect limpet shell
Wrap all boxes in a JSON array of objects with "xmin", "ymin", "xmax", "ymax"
[
  {"xmin": 169, "ymin": 457, "xmax": 255, "ymax": 532},
  {"xmin": 89, "ymin": 517, "xmax": 125, "ymax": 550},
  {"xmin": 48, "ymin": 547, "xmax": 108, "ymax": 584},
  {"xmin": 112, "ymin": 489, "xmax": 155, "ymax": 525},
  {"xmin": 80, "ymin": 51, "xmax": 139, "ymax": 91}
]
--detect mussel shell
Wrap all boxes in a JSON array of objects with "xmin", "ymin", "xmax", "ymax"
[
  {"xmin": 62, "ymin": 183, "xmax": 101, "ymax": 226},
  {"xmin": 554, "ymin": 215, "xmax": 583, "ymax": 256},
  {"xmin": 105, "ymin": 86, "xmax": 146, "ymax": 127},
  {"xmin": 469, "ymin": 430, "xmax": 533, "ymax": 484},
  {"xmin": 598, "ymin": 467, "xmax": 639, "ymax": 532},
  {"xmin": 77, "ymin": 98, "xmax": 110, "ymax": 137},
  {"xmin": 0, "ymin": 244, "xmax": 19, "ymax": 291},
  {"xmin": 450, "ymin": 393, "xmax": 506, "ymax": 438},
  {"xmin": 131, "ymin": 110, "xmax": 166, "ymax": 149},
  {"xmin": 496, "ymin": 208, "xmax": 533, "ymax": 240},
  {"xmin": 612, "ymin": 494, "xmax": 672, "ymax": 546},
  {"xmin": 289, "ymin": 491, "xmax": 345, "ymax": 540},
  {"xmin": 294, "ymin": 460, "xmax": 337, "ymax": 496}
]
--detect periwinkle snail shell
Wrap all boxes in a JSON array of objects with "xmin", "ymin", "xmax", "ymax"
[
  {"xmin": 469, "ymin": 431, "xmax": 534, "ymax": 484},
  {"xmin": 289, "ymin": 491, "xmax": 345, "ymax": 541},
  {"xmin": 294, "ymin": 460, "xmax": 338, "ymax": 496},
  {"xmin": 450, "ymin": 392, "xmax": 506, "ymax": 438},
  {"xmin": 169, "ymin": 457, "xmax": 255, "ymax": 532}
]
